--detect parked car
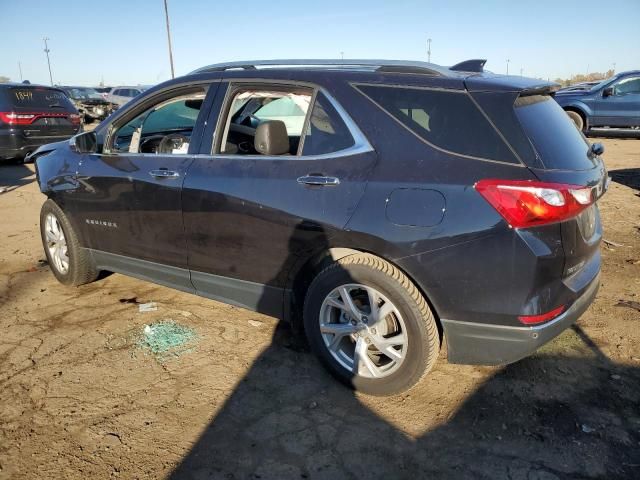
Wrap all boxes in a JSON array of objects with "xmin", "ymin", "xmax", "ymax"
[
  {"xmin": 59, "ymin": 86, "xmax": 114, "ymax": 124},
  {"xmin": 93, "ymin": 86, "xmax": 113, "ymax": 100},
  {"xmin": 0, "ymin": 83, "xmax": 81, "ymax": 162},
  {"xmin": 554, "ymin": 70, "xmax": 640, "ymax": 133},
  {"xmin": 106, "ymin": 86, "xmax": 149, "ymax": 107},
  {"xmin": 32, "ymin": 59, "xmax": 607, "ymax": 395}
]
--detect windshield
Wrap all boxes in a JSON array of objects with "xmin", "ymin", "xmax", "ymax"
[
  {"xmin": 590, "ymin": 75, "xmax": 618, "ymax": 91},
  {"xmin": 66, "ymin": 88, "xmax": 103, "ymax": 100}
]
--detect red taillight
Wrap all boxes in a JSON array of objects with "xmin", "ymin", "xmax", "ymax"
[
  {"xmin": 518, "ymin": 305, "xmax": 565, "ymax": 325},
  {"xmin": 0, "ymin": 111, "xmax": 37, "ymax": 125},
  {"xmin": 475, "ymin": 179, "xmax": 594, "ymax": 228},
  {"xmin": 0, "ymin": 111, "xmax": 73, "ymax": 126}
]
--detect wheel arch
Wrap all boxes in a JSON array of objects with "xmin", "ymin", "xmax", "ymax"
[
  {"xmin": 285, "ymin": 245, "xmax": 443, "ymax": 343},
  {"xmin": 562, "ymin": 104, "xmax": 589, "ymax": 130}
]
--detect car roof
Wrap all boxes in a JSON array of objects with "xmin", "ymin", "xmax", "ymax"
[{"xmin": 0, "ymin": 82, "xmax": 65, "ymax": 90}]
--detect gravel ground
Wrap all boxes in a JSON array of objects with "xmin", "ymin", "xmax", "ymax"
[{"xmin": 0, "ymin": 136, "xmax": 639, "ymax": 479}]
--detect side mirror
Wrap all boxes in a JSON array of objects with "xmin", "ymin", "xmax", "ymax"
[
  {"xmin": 589, "ymin": 142, "xmax": 604, "ymax": 158},
  {"xmin": 69, "ymin": 131, "xmax": 98, "ymax": 154},
  {"xmin": 602, "ymin": 87, "xmax": 614, "ymax": 97}
]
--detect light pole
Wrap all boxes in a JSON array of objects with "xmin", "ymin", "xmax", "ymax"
[
  {"xmin": 340, "ymin": 51, "xmax": 344, "ymax": 61},
  {"xmin": 43, "ymin": 37, "xmax": 53, "ymax": 86},
  {"xmin": 612, "ymin": 62, "xmax": 616, "ymax": 74},
  {"xmin": 163, "ymin": 0, "xmax": 175, "ymax": 79},
  {"xmin": 506, "ymin": 59, "xmax": 510, "ymax": 75},
  {"xmin": 427, "ymin": 38, "xmax": 432, "ymax": 63},
  {"xmin": 520, "ymin": 67, "xmax": 523, "ymax": 77},
  {"xmin": 18, "ymin": 61, "xmax": 23, "ymax": 82}
]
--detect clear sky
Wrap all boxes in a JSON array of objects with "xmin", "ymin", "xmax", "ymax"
[{"xmin": 1, "ymin": 0, "xmax": 639, "ymax": 87}]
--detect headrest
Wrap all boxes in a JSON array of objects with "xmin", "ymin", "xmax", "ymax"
[{"xmin": 254, "ymin": 120, "xmax": 290, "ymax": 155}]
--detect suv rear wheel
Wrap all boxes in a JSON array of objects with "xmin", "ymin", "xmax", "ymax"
[
  {"xmin": 40, "ymin": 199, "xmax": 98, "ymax": 286},
  {"xmin": 303, "ymin": 253, "xmax": 439, "ymax": 395}
]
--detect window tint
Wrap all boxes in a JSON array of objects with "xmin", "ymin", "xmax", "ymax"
[
  {"xmin": 514, "ymin": 95, "xmax": 594, "ymax": 171},
  {"xmin": 302, "ymin": 92, "xmax": 354, "ymax": 155},
  {"xmin": 614, "ymin": 77, "xmax": 640, "ymax": 95},
  {"xmin": 112, "ymin": 92, "xmax": 204, "ymax": 154},
  {"xmin": 356, "ymin": 84, "xmax": 517, "ymax": 163}
]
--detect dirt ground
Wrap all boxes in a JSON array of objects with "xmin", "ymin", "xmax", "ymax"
[{"xmin": 1, "ymin": 137, "xmax": 639, "ymax": 479}]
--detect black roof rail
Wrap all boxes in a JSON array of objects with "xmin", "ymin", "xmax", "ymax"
[
  {"xmin": 190, "ymin": 59, "xmax": 446, "ymax": 76},
  {"xmin": 450, "ymin": 59, "xmax": 487, "ymax": 73}
]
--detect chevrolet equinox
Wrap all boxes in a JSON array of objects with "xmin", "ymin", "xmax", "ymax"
[{"xmin": 32, "ymin": 59, "xmax": 607, "ymax": 395}]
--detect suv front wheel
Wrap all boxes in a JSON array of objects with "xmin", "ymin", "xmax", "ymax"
[
  {"xmin": 303, "ymin": 253, "xmax": 439, "ymax": 396},
  {"xmin": 40, "ymin": 199, "xmax": 98, "ymax": 286}
]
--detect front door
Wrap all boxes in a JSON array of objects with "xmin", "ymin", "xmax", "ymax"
[
  {"xmin": 594, "ymin": 76, "xmax": 640, "ymax": 127},
  {"xmin": 182, "ymin": 82, "xmax": 376, "ymax": 316},
  {"xmin": 73, "ymin": 84, "xmax": 214, "ymax": 289}
]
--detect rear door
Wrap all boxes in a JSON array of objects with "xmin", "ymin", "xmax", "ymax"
[
  {"xmin": 73, "ymin": 84, "xmax": 215, "ymax": 289},
  {"xmin": 182, "ymin": 81, "xmax": 376, "ymax": 316},
  {"xmin": 594, "ymin": 75, "xmax": 640, "ymax": 127}
]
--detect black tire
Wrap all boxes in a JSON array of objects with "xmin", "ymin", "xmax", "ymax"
[
  {"xmin": 40, "ymin": 199, "xmax": 98, "ymax": 286},
  {"xmin": 565, "ymin": 110, "xmax": 585, "ymax": 132},
  {"xmin": 303, "ymin": 253, "xmax": 440, "ymax": 396}
]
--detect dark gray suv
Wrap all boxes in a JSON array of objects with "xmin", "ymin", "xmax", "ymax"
[{"xmin": 32, "ymin": 59, "xmax": 607, "ymax": 395}]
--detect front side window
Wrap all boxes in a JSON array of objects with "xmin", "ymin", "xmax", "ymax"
[
  {"xmin": 219, "ymin": 88, "xmax": 312, "ymax": 155},
  {"xmin": 111, "ymin": 89, "xmax": 205, "ymax": 154},
  {"xmin": 614, "ymin": 77, "xmax": 640, "ymax": 95},
  {"xmin": 355, "ymin": 84, "xmax": 517, "ymax": 163}
]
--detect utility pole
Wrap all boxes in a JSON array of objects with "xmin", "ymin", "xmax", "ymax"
[
  {"xmin": 340, "ymin": 51, "xmax": 344, "ymax": 61},
  {"xmin": 43, "ymin": 37, "xmax": 53, "ymax": 86},
  {"xmin": 520, "ymin": 67, "xmax": 523, "ymax": 77},
  {"xmin": 427, "ymin": 38, "xmax": 432, "ymax": 63},
  {"xmin": 163, "ymin": 0, "xmax": 175, "ymax": 79},
  {"xmin": 612, "ymin": 62, "xmax": 616, "ymax": 74},
  {"xmin": 506, "ymin": 59, "xmax": 510, "ymax": 75},
  {"xmin": 18, "ymin": 61, "xmax": 23, "ymax": 82}
]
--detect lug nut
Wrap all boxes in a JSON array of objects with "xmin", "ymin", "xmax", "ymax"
[
  {"xmin": 371, "ymin": 328, "xmax": 377, "ymax": 335},
  {"xmin": 350, "ymin": 319, "xmax": 357, "ymax": 326},
  {"xmin": 362, "ymin": 316, "xmax": 368, "ymax": 324}
]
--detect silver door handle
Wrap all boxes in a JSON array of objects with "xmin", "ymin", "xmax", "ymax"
[
  {"xmin": 297, "ymin": 175, "xmax": 340, "ymax": 186},
  {"xmin": 149, "ymin": 169, "xmax": 180, "ymax": 178}
]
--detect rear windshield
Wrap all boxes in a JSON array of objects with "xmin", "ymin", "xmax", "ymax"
[
  {"xmin": 514, "ymin": 95, "xmax": 594, "ymax": 170},
  {"xmin": 356, "ymin": 84, "xmax": 518, "ymax": 163},
  {"xmin": 6, "ymin": 87, "xmax": 76, "ymax": 112}
]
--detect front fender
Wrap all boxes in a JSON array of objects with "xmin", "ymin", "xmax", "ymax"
[
  {"xmin": 555, "ymin": 97, "xmax": 594, "ymax": 119},
  {"xmin": 34, "ymin": 141, "xmax": 79, "ymax": 197}
]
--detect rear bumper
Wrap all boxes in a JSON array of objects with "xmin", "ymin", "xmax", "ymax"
[
  {"xmin": 442, "ymin": 272, "xmax": 600, "ymax": 365},
  {"xmin": 0, "ymin": 131, "xmax": 77, "ymax": 159}
]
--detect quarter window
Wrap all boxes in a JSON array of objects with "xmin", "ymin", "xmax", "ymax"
[
  {"xmin": 301, "ymin": 92, "xmax": 355, "ymax": 155},
  {"xmin": 356, "ymin": 84, "xmax": 517, "ymax": 163}
]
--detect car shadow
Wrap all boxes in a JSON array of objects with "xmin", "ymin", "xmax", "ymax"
[
  {"xmin": 167, "ymin": 222, "xmax": 640, "ymax": 479},
  {"xmin": 609, "ymin": 168, "xmax": 640, "ymax": 192},
  {"xmin": 0, "ymin": 162, "xmax": 35, "ymax": 190}
]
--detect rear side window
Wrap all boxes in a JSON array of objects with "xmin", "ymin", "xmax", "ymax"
[
  {"xmin": 356, "ymin": 84, "xmax": 517, "ymax": 163},
  {"xmin": 514, "ymin": 95, "xmax": 594, "ymax": 170},
  {"xmin": 302, "ymin": 92, "xmax": 354, "ymax": 155},
  {"xmin": 7, "ymin": 87, "xmax": 76, "ymax": 112}
]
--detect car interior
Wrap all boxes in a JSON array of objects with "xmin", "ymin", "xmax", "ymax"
[
  {"xmin": 111, "ymin": 92, "xmax": 205, "ymax": 155},
  {"xmin": 220, "ymin": 89, "xmax": 312, "ymax": 156}
]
